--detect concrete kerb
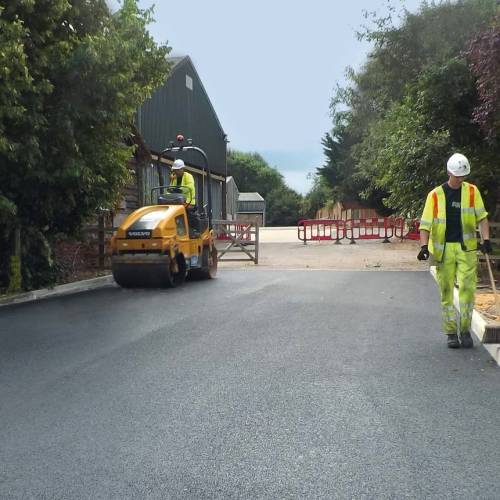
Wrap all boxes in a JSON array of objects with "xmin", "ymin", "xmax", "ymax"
[
  {"xmin": 429, "ymin": 266, "xmax": 500, "ymax": 366},
  {"xmin": 0, "ymin": 275, "xmax": 116, "ymax": 308}
]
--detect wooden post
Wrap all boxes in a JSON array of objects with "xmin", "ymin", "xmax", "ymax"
[
  {"xmin": 98, "ymin": 214, "xmax": 105, "ymax": 270},
  {"xmin": 13, "ymin": 226, "xmax": 21, "ymax": 262},
  {"xmin": 157, "ymin": 161, "xmax": 165, "ymax": 194},
  {"xmin": 254, "ymin": 222, "xmax": 259, "ymax": 265},
  {"xmin": 222, "ymin": 178, "xmax": 227, "ymax": 220},
  {"xmin": 138, "ymin": 163, "xmax": 145, "ymax": 207},
  {"xmin": 7, "ymin": 226, "xmax": 22, "ymax": 293}
]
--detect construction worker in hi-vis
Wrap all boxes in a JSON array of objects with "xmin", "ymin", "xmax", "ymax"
[
  {"xmin": 418, "ymin": 153, "xmax": 492, "ymax": 349},
  {"xmin": 170, "ymin": 159, "xmax": 196, "ymax": 206}
]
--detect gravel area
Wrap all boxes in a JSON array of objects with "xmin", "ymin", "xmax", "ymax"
[{"xmin": 217, "ymin": 227, "xmax": 425, "ymax": 271}]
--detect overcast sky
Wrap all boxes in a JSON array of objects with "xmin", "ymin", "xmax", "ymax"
[{"xmin": 123, "ymin": 0, "xmax": 423, "ymax": 193}]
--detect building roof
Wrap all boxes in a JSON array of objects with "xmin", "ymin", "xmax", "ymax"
[
  {"xmin": 239, "ymin": 192, "xmax": 265, "ymax": 202},
  {"xmin": 166, "ymin": 56, "xmax": 185, "ymax": 68}
]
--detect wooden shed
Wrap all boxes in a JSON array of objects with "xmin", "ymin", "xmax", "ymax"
[
  {"xmin": 316, "ymin": 200, "xmax": 382, "ymax": 221},
  {"xmin": 238, "ymin": 192, "xmax": 266, "ymax": 226}
]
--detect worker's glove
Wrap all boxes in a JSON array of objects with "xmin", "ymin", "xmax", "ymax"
[
  {"xmin": 480, "ymin": 239, "xmax": 493, "ymax": 254},
  {"xmin": 417, "ymin": 244, "xmax": 430, "ymax": 261}
]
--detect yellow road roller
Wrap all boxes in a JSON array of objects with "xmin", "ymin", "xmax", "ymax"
[{"xmin": 110, "ymin": 138, "xmax": 218, "ymax": 288}]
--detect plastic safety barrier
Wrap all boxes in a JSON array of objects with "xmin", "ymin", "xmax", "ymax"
[
  {"xmin": 298, "ymin": 219, "xmax": 345, "ymax": 244},
  {"xmin": 390, "ymin": 217, "xmax": 409, "ymax": 239},
  {"xmin": 345, "ymin": 218, "xmax": 393, "ymax": 243},
  {"xmin": 298, "ymin": 217, "xmax": 412, "ymax": 243},
  {"xmin": 404, "ymin": 219, "xmax": 421, "ymax": 240}
]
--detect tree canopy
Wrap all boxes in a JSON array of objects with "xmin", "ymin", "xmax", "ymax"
[
  {"xmin": 316, "ymin": 0, "xmax": 500, "ymax": 219},
  {"xmin": 227, "ymin": 150, "xmax": 304, "ymax": 226},
  {"xmin": 0, "ymin": 0, "xmax": 170, "ymax": 289}
]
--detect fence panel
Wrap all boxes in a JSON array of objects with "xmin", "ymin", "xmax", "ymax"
[{"xmin": 84, "ymin": 223, "xmax": 117, "ymax": 270}]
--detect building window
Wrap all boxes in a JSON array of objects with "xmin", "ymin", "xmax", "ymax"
[{"xmin": 186, "ymin": 74, "xmax": 193, "ymax": 91}]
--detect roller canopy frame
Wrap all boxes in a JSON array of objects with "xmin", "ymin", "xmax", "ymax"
[{"xmin": 158, "ymin": 141, "xmax": 213, "ymax": 230}]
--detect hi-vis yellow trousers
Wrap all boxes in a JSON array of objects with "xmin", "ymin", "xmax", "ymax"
[{"xmin": 435, "ymin": 242, "xmax": 477, "ymax": 335}]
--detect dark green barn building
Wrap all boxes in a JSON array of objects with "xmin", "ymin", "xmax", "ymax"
[{"xmin": 120, "ymin": 56, "xmax": 228, "ymax": 225}]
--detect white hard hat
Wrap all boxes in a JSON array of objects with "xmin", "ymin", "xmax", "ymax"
[
  {"xmin": 447, "ymin": 153, "xmax": 470, "ymax": 176},
  {"xmin": 172, "ymin": 159, "xmax": 185, "ymax": 170}
]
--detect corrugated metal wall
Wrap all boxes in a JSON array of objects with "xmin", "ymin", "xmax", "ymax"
[
  {"xmin": 200, "ymin": 177, "xmax": 222, "ymax": 220},
  {"xmin": 226, "ymin": 178, "xmax": 239, "ymax": 220},
  {"xmin": 141, "ymin": 163, "xmax": 171, "ymax": 205},
  {"xmin": 236, "ymin": 213, "xmax": 264, "ymax": 225},
  {"xmin": 136, "ymin": 57, "xmax": 227, "ymax": 177},
  {"xmin": 239, "ymin": 201, "xmax": 266, "ymax": 213}
]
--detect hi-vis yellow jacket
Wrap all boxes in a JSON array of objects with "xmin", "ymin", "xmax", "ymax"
[
  {"xmin": 170, "ymin": 171, "xmax": 196, "ymax": 205},
  {"xmin": 420, "ymin": 181, "xmax": 488, "ymax": 262}
]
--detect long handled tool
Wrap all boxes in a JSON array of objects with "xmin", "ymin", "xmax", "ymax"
[{"xmin": 484, "ymin": 252, "xmax": 500, "ymax": 316}]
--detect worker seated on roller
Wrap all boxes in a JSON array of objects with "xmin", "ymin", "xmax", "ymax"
[{"xmin": 170, "ymin": 159, "xmax": 200, "ymax": 237}]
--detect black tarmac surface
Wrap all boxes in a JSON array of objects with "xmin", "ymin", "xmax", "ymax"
[{"xmin": 1, "ymin": 270, "xmax": 499, "ymax": 499}]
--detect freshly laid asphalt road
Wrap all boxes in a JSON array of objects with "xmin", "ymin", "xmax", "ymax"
[{"xmin": 1, "ymin": 270, "xmax": 499, "ymax": 499}]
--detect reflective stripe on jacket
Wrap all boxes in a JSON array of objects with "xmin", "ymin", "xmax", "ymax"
[
  {"xmin": 419, "ymin": 181, "xmax": 488, "ymax": 262},
  {"xmin": 170, "ymin": 171, "xmax": 196, "ymax": 205}
]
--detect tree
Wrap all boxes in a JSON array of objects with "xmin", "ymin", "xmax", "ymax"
[
  {"xmin": 319, "ymin": 127, "xmax": 391, "ymax": 215},
  {"xmin": 354, "ymin": 92, "xmax": 451, "ymax": 217},
  {"xmin": 0, "ymin": 0, "xmax": 171, "ymax": 289},
  {"xmin": 317, "ymin": 131, "xmax": 354, "ymax": 202},
  {"xmin": 266, "ymin": 187, "xmax": 304, "ymax": 226},
  {"xmin": 466, "ymin": 14, "xmax": 500, "ymax": 142},
  {"xmin": 0, "ymin": 4, "xmax": 34, "ymax": 225},
  {"xmin": 466, "ymin": 14, "xmax": 500, "ymax": 217},
  {"xmin": 302, "ymin": 174, "xmax": 333, "ymax": 219},
  {"xmin": 227, "ymin": 150, "xmax": 284, "ymax": 198},
  {"xmin": 319, "ymin": 0, "xmax": 500, "ymax": 218},
  {"xmin": 353, "ymin": 0, "xmax": 497, "ymax": 120},
  {"xmin": 227, "ymin": 150, "xmax": 304, "ymax": 226}
]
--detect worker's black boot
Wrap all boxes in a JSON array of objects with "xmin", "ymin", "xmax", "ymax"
[
  {"xmin": 447, "ymin": 334, "xmax": 460, "ymax": 349},
  {"xmin": 459, "ymin": 331, "xmax": 474, "ymax": 348}
]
